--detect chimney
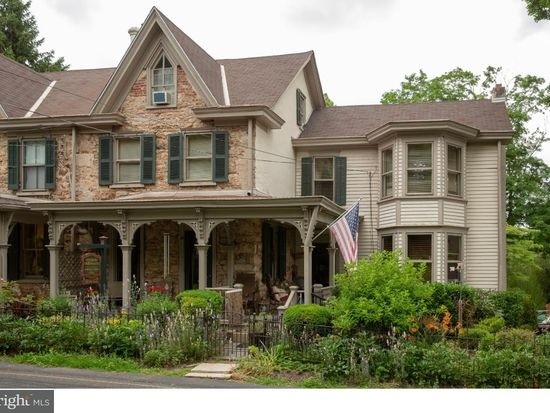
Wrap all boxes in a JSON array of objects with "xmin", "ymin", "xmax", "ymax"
[
  {"xmin": 491, "ymin": 83, "xmax": 506, "ymax": 103},
  {"xmin": 128, "ymin": 26, "xmax": 139, "ymax": 42}
]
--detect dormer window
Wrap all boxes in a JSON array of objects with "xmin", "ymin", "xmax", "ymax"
[{"xmin": 151, "ymin": 55, "xmax": 175, "ymax": 106}]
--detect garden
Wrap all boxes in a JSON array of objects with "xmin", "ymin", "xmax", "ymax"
[{"xmin": 1, "ymin": 251, "xmax": 550, "ymax": 388}]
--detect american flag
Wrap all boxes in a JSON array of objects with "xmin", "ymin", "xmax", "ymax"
[{"xmin": 329, "ymin": 201, "xmax": 360, "ymax": 264}]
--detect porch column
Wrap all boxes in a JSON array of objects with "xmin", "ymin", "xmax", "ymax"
[
  {"xmin": 327, "ymin": 247, "xmax": 337, "ymax": 287},
  {"xmin": 303, "ymin": 243, "xmax": 314, "ymax": 304},
  {"xmin": 227, "ymin": 245, "xmax": 235, "ymax": 287},
  {"xmin": 47, "ymin": 245, "xmax": 61, "ymax": 297},
  {"xmin": 120, "ymin": 244, "xmax": 134, "ymax": 313},
  {"xmin": 0, "ymin": 244, "xmax": 9, "ymax": 281},
  {"xmin": 196, "ymin": 244, "xmax": 210, "ymax": 289}
]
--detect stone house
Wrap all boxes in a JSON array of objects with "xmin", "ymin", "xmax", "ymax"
[{"xmin": 0, "ymin": 7, "xmax": 513, "ymax": 311}]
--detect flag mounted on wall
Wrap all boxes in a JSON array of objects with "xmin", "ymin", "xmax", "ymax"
[{"xmin": 329, "ymin": 201, "xmax": 360, "ymax": 264}]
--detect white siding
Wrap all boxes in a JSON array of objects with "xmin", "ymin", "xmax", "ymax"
[
  {"xmin": 465, "ymin": 143, "xmax": 499, "ymax": 289},
  {"xmin": 400, "ymin": 200, "xmax": 439, "ymax": 225},
  {"xmin": 379, "ymin": 203, "xmax": 397, "ymax": 228},
  {"xmin": 443, "ymin": 200, "xmax": 465, "ymax": 226},
  {"xmin": 435, "ymin": 232, "xmax": 445, "ymax": 282}
]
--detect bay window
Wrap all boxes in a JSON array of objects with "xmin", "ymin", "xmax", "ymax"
[
  {"xmin": 407, "ymin": 234, "xmax": 432, "ymax": 281},
  {"xmin": 447, "ymin": 145, "xmax": 462, "ymax": 196},
  {"xmin": 381, "ymin": 147, "xmax": 393, "ymax": 197},
  {"xmin": 407, "ymin": 143, "xmax": 432, "ymax": 194}
]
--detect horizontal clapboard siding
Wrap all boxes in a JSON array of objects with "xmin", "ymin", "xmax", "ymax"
[
  {"xmin": 379, "ymin": 203, "xmax": 397, "ymax": 228},
  {"xmin": 443, "ymin": 200, "xmax": 465, "ymax": 226},
  {"xmin": 465, "ymin": 143, "xmax": 499, "ymax": 289},
  {"xmin": 400, "ymin": 200, "xmax": 439, "ymax": 225}
]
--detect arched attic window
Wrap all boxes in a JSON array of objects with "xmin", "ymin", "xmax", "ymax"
[{"xmin": 151, "ymin": 54, "xmax": 176, "ymax": 106}]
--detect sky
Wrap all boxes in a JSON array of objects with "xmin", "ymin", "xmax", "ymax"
[{"xmin": 29, "ymin": 0, "xmax": 550, "ymax": 164}]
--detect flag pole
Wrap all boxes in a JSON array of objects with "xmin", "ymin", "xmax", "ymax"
[{"xmin": 311, "ymin": 199, "xmax": 361, "ymax": 243}]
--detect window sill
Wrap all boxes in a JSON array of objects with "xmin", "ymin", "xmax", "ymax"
[
  {"xmin": 16, "ymin": 191, "xmax": 49, "ymax": 197},
  {"xmin": 109, "ymin": 183, "xmax": 145, "ymax": 189},
  {"xmin": 179, "ymin": 181, "xmax": 217, "ymax": 187},
  {"xmin": 145, "ymin": 104, "xmax": 177, "ymax": 110}
]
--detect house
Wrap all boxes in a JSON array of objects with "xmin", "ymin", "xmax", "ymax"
[{"xmin": 0, "ymin": 7, "xmax": 513, "ymax": 311}]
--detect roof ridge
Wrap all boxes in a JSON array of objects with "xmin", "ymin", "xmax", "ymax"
[
  {"xmin": 317, "ymin": 99, "xmax": 493, "ymax": 109},
  {"xmin": 218, "ymin": 50, "xmax": 313, "ymax": 63}
]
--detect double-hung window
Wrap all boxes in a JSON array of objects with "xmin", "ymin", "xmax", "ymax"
[
  {"xmin": 300, "ymin": 156, "xmax": 347, "ymax": 205},
  {"xmin": 151, "ymin": 55, "xmax": 175, "ymax": 106},
  {"xmin": 407, "ymin": 143, "xmax": 432, "ymax": 194},
  {"xmin": 381, "ymin": 235, "xmax": 393, "ymax": 252},
  {"xmin": 98, "ymin": 135, "xmax": 156, "ymax": 185},
  {"xmin": 447, "ymin": 235, "xmax": 462, "ymax": 282},
  {"xmin": 407, "ymin": 234, "xmax": 432, "ymax": 281},
  {"xmin": 447, "ymin": 145, "xmax": 462, "ymax": 196},
  {"xmin": 381, "ymin": 147, "xmax": 393, "ymax": 197},
  {"xmin": 7, "ymin": 138, "xmax": 55, "ymax": 191},
  {"xmin": 167, "ymin": 131, "xmax": 229, "ymax": 184}
]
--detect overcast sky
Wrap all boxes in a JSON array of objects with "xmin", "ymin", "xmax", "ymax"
[{"xmin": 29, "ymin": 0, "xmax": 550, "ymax": 164}]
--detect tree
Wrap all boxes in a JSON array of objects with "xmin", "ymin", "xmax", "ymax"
[
  {"xmin": 324, "ymin": 93, "xmax": 335, "ymax": 107},
  {"xmin": 523, "ymin": 0, "xmax": 550, "ymax": 22},
  {"xmin": 0, "ymin": 0, "xmax": 68, "ymax": 71},
  {"xmin": 381, "ymin": 66, "xmax": 550, "ymax": 227}
]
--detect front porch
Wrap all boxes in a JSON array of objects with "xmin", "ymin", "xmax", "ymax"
[{"xmin": 0, "ymin": 195, "xmax": 345, "ymax": 311}]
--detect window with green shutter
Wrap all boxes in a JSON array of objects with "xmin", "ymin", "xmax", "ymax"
[
  {"xmin": 301, "ymin": 156, "xmax": 346, "ymax": 205},
  {"xmin": 7, "ymin": 139, "xmax": 19, "ymax": 190},
  {"xmin": 180, "ymin": 130, "xmax": 229, "ymax": 183},
  {"xmin": 7, "ymin": 138, "xmax": 56, "ymax": 191},
  {"xmin": 140, "ymin": 135, "xmax": 156, "ymax": 184},
  {"xmin": 168, "ymin": 133, "xmax": 183, "ymax": 184}
]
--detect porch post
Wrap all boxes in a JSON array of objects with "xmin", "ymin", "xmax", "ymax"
[
  {"xmin": 196, "ymin": 244, "xmax": 210, "ymax": 289},
  {"xmin": 0, "ymin": 244, "xmax": 9, "ymax": 281},
  {"xmin": 47, "ymin": 245, "xmax": 61, "ymax": 297},
  {"xmin": 328, "ymin": 233, "xmax": 337, "ymax": 286},
  {"xmin": 120, "ymin": 244, "xmax": 133, "ymax": 312},
  {"xmin": 227, "ymin": 245, "xmax": 235, "ymax": 287},
  {"xmin": 303, "ymin": 243, "xmax": 314, "ymax": 304}
]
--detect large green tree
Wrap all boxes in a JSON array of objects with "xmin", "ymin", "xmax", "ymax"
[
  {"xmin": 523, "ymin": 0, "xmax": 550, "ymax": 21},
  {"xmin": 0, "ymin": 0, "xmax": 68, "ymax": 71},
  {"xmin": 381, "ymin": 66, "xmax": 550, "ymax": 228}
]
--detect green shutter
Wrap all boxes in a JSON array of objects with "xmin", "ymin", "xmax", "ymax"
[
  {"xmin": 140, "ymin": 134, "xmax": 156, "ymax": 184},
  {"xmin": 301, "ymin": 157, "xmax": 313, "ymax": 196},
  {"xmin": 296, "ymin": 89, "xmax": 304, "ymax": 126},
  {"xmin": 44, "ymin": 139, "xmax": 56, "ymax": 189},
  {"xmin": 334, "ymin": 156, "xmax": 347, "ymax": 206},
  {"xmin": 168, "ymin": 133, "xmax": 183, "ymax": 184},
  {"xmin": 98, "ymin": 135, "xmax": 112, "ymax": 186},
  {"xmin": 213, "ymin": 131, "xmax": 228, "ymax": 182},
  {"xmin": 7, "ymin": 139, "xmax": 19, "ymax": 190}
]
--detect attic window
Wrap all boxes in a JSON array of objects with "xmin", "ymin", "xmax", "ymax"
[{"xmin": 151, "ymin": 55, "xmax": 175, "ymax": 106}]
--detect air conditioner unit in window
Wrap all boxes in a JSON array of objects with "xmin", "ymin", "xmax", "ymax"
[{"xmin": 152, "ymin": 90, "xmax": 171, "ymax": 105}]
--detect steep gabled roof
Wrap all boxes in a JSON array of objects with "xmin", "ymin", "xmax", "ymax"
[
  {"xmin": 299, "ymin": 100, "xmax": 513, "ymax": 138},
  {"xmin": 157, "ymin": 10, "xmax": 224, "ymax": 105},
  {"xmin": 0, "ymin": 54, "xmax": 50, "ymax": 117},
  {"xmin": 218, "ymin": 51, "xmax": 313, "ymax": 107},
  {"xmin": 35, "ymin": 68, "xmax": 115, "ymax": 116}
]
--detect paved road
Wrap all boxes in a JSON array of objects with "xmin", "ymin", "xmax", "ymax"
[{"xmin": 0, "ymin": 362, "xmax": 262, "ymax": 389}]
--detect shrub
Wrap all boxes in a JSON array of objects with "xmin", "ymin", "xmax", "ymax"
[
  {"xmin": 329, "ymin": 251, "xmax": 434, "ymax": 334},
  {"xmin": 458, "ymin": 327, "xmax": 493, "ymax": 350},
  {"xmin": 284, "ymin": 304, "xmax": 332, "ymax": 339},
  {"xmin": 89, "ymin": 318, "xmax": 145, "ymax": 358},
  {"xmin": 175, "ymin": 290, "xmax": 223, "ymax": 314},
  {"xmin": 483, "ymin": 328, "xmax": 535, "ymax": 351},
  {"xmin": 473, "ymin": 349, "xmax": 537, "ymax": 388},
  {"xmin": 316, "ymin": 334, "xmax": 374, "ymax": 380},
  {"xmin": 490, "ymin": 289, "xmax": 535, "ymax": 327},
  {"xmin": 476, "ymin": 316, "xmax": 506, "ymax": 334},
  {"xmin": 135, "ymin": 293, "xmax": 178, "ymax": 318},
  {"xmin": 143, "ymin": 348, "xmax": 173, "ymax": 368},
  {"xmin": 37, "ymin": 295, "xmax": 73, "ymax": 316}
]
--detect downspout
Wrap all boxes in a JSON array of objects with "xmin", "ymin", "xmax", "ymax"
[{"xmin": 71, "ymin": 126, "xmax": 76, "ymax": 201}]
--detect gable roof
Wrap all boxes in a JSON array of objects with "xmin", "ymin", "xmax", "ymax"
[
  {"xmin": 0, "ymin": 54, "xmax": 50, "ymax": 117},
  {"xmin": 219, "ymin": 51, "xmax": 313, "ymax": 107},
  {"xmin": 299, "ymin": 100, "xmax": 514, "ymax": 138},
  {"xmin": 35, "ymin": 68, "xmax": 115, "ymax": 116}
]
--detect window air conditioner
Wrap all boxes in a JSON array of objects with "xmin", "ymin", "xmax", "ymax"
[{"xmin": 152, "ymin": 90, "xmax": 170, "ymax": 105}]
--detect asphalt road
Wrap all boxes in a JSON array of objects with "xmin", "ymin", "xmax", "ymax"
[{"xmin": 0, "ymin": 362, "xmax": 262, "ymax": 389}]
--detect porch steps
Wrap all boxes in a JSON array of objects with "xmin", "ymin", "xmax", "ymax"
[{"xmin": 185, "ymin": 363, "xmax": 237, "ymax": 380}]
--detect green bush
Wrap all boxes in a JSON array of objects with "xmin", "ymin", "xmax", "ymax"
[
  {"xmin": 315, "ymin": 334, "xmax": 374, "ymax": 380},
  {"xmin": 458, "ymin": 327, "xmax": 493, "ymax": 350},
  {"xmin": 89, "ymin": 319, "xmax": 144, "ymax": 358},
  {"xmin": 329, "ymin": 251, "xmax": 434, "ymax": 334},
  {"xmin": 284, "ymin": 304, "xmax": 332, "ymax": 339},
  {"xmin": 481, "ymin": 328, "xmax": 535, "ymax": 352},
  {"xmin": 135, "ymin": 293, "xmax": 178, "ymax": 318},
  {"xmin": 175, "ymin": 290, "xmax": 223, "ymax": 314},
  {"xmin": 473, "ymin": 349, "xmax": 537, "ymax": 388},
  {"xmin": 143, "ymin": 349, "xmax": 172, "ymax": 368},
  {"xmin": 490, "ymin": 289, "xmax": 535, "ymax": 327},
  {"xmin": 476, "ymin": 316, "xmax": 506, "ymax": 334},
  {"xmin": 37, "ymin": 295, "xmax": 73, "ymax": 316}
]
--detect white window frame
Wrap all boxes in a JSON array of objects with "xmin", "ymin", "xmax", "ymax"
[
  {"xmin": 406, "ymin": 142, "xmax": 433, "ymax": 195},
  {"xmin": 381, "ymin": 146, "xmax": 393, "ymax": 198},
  {"xmin": 184, "ymin": 132, "xmax": 213, "ymax": 182},
  {"xmin": 447, "ymin": 144, "xmax": 463, "ymax": 197},
  {"xmin": 147, "ymin": 51, "xmax": 177, "ymax": 108},
  {"xmin": 22, "ymin": 140, "xmax": 47, "ymax": 190},
  {"xmin": 313, "ymin": 157, "xmax": 335, "ymax": 201},
  {"xmin": 406, "ymin": 232, "xmax": 433, "ymax": 281},
  {"xmin": 115, "ymin": 137, "xmax": 140, "ymax": 184},
  {"xmin": 447, "ymin": 234, "xmax": 463, "ymax": 282}
]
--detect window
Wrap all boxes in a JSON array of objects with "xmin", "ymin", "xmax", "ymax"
[
  {"xmin": 407, "ymin": 234, "xmax": 432, "ymax": 281},
  {"xmin": 381, "ymin": 148, "xmax": 393, "ymax": 197},
  {"xmin": 185, "ymin": 133, "xmax": 212, "ymax": 181},
  {"xmin": 407, "ymin": 143, "xmax": 432, "ymax": 194},
  {"xmin": 7, "ymin": 139, "xmax": 55, "ymax": 191},
  {"xmin": 300, "ymin": 157, "xmax": 347, "ymax": 205},
  {"xmin": 21, "ymin": 224, "xmax": 48, "ymax": 279},
  {"xmin": 151, "ymin": 55, "xmax": 175, "ymax": 105},
  {"xmin": 167, "ymin": 131, "xmax": 229, "ymax": 184},
  {"xmin": 381, "ymin": 235, "xmax": 393, "ymax": 252},
  {"xmin": 447, "ymin": 145, "xmax": 462, "ymax": 196},
  {"xmin": 296, "ymin": 89, "xmax": 306, "ymax": 126},
  {"xmin": 98, "ymin": 135, "xmax": 155, "ymax": 186},
  {"xmin": 447, "ymin": 235, "xmax": 462, "ymax": 282}
]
